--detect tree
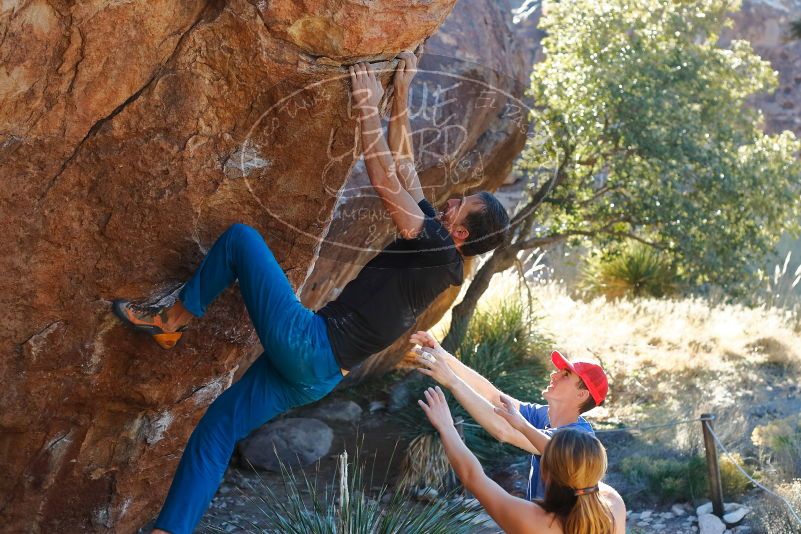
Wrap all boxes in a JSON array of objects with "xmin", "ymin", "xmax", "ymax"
[{"xmin": 443, "ymin": 0, "xmax": 801, "ymax": 350}]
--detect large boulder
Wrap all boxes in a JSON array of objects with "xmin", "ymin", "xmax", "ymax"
[{"xmin": 0, "ymin": 0, "xmax": 529, "ymax": 531}]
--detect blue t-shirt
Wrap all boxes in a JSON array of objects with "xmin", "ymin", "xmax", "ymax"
[{"xmin": 518, "ymin": 403, "xmax": 594, "ymax": 500}]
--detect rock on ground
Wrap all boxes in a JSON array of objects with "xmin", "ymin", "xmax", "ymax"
[
  {"xmin": 309, "ymin": 399, "xmax": 363, "ymax": 423},
  {"xmin": 723, "ymin": 506, "xmax": 751, "ymax": 525},
  {"xmin": 238, "ymin": 418, "xmax": 333, "ymax": 471},
  {"xmin": 699, "ymin": 513, "xmax": 727, "ymax": 534}
]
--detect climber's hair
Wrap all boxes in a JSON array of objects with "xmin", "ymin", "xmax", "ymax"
[
  {"xmin": 538, "ymin": 429, "xmax": 615, "ymax": 534},
  {"xmin": 460, "ymin": 192, "xmax": 510, "ymax": 257}
]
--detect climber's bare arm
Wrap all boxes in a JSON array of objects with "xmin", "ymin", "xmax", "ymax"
[
  {"xmin": 350, "ymin": 63, "xmax": 424, "ymax": 239},
  {"xmin": 388, "ymin": 52, "xmax": 424, "ymax": 203}
]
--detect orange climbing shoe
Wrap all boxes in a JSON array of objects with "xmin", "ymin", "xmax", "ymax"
[{"xmin": 112, "ymin": 300, "xmax": 185, "ymax": 349}]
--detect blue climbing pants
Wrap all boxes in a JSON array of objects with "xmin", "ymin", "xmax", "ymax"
[{"xmin": 154, "ymin": 223, "xmax": 343, "ymax": 534}]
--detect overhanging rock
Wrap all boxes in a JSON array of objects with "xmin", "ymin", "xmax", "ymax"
[{"xmin": 0, "ymin": 0, "xmax": 529, "ymax": 530}]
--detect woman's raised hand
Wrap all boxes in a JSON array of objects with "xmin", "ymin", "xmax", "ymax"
[{"xmin": 418, "ymin": 386, "xmax": 454, "ymax": 432}]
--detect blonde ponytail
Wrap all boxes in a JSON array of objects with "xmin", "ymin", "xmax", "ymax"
[
  {"xmin": 564, "ymin": 490, "xmax": 614, "ymax": 534},
  {"xmin": 539, "ymin": 430, "xmax": 616, "ymax": 534}
]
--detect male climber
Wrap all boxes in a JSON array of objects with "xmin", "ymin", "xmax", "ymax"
[{"xmin": 113, "ymin": 54, "xmax": 510, "ymax": 534}]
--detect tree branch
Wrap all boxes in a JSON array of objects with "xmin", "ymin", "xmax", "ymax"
[
  {"xmin": 511, "ymin": 144, "xmax": 575, "ymax": 227},
  {"xmin": 511, "ymin": 233, "xmax": 576, "ymax": 252}
]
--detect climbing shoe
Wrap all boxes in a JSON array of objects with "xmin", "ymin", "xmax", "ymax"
[{"xmin": 112, "ymin": 299, "xmax": 185, "ymax": 349}]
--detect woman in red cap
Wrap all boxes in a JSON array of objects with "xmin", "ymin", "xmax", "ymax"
[{"xmin": 419, "ymin": 386, "xmax": 626, "ymax": 534}]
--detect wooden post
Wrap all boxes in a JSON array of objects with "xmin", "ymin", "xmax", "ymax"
[{"xmin": 701, "ymin": 413, "xmax": 724, "ymax": 517}]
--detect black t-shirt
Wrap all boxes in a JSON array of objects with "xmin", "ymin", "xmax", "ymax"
[{"xmin": 318, "ymin": 199, "xmax": 464, "ymax": 369}]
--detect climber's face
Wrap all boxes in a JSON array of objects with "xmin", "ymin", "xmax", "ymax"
[{"xmin": 437, "ymin": 194, "xmax": 485, "ymax": 242}]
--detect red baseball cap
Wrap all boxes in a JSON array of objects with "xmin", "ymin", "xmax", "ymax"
[{"xmin": 551, "ymin": 351, "xmax": 608, "ymax": 405}]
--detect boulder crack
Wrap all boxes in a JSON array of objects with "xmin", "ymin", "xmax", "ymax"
[
  {"xmin": 65, "ymin": 26, "xmax": 85, "ymax": 97},
  {"xmin": 37, "ymin": 1, "xmax": 217, "ymax": 205}
]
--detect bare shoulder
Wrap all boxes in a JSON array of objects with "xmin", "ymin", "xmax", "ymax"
[
  {"xmin": 519, "ymin": 500, "xmax": 561, "ymax": 534},
  {"xmin": 487, "ymin": 494, "xmax": 559, "ymax": 534},
  {"xmin": 600, "ymin": 483, "xmax": 627, "ymax": 532}
]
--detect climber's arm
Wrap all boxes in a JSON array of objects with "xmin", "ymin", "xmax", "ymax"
[
  {"xmin": 388, "ymin": 52, "xmax": 424, "ymax": 203},
  {"xmin": 351, "ymin": 63, "xmax": 424, "ymax": 239}
]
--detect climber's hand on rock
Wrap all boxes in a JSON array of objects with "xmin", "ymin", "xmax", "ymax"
[
  {"xmin": 350, "ymin": 62, "xmax": 384, "ymax": 114},
  {"xmin": 394, "ymin": 51, "xmax": 418, "ymax": 91}
]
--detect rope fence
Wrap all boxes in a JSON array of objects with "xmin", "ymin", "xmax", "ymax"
[
  {"xmin": 593, "ymin": 417, "xmax": 701, "ymax": 434},
  {"xmin": 707, "ymin": 425, "xmax": 801, "ymax": 527}
]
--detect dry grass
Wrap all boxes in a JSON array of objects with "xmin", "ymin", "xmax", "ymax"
[
  {"xmin": 529, "ymin": 279, "xmax": 798, "ymax": 436},
  {"xmin": 397, "ymin": 433, "xmax": 453, "ymax": 493},
  {"xmin": 751, "ymin": 479, "xmax": 801, "ymax": 533},
  {"xmin": 531, "ymin": 282, "xmax": 799, "ymax": 375},
  {"xmin": 440, "ymin": 270, "xmax": 799, "ymax": 376}
]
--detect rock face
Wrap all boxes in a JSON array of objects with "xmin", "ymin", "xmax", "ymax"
[
  {"xmin": 721, "ymin": 0, "xmax": 801, "ymax": 137},
  {"xmin": 0, "ymin": 0, "xmax": 528, "ymax": 531}
]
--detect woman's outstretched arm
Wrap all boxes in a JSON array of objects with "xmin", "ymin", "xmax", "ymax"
[{"xmin": 418, "ymin": 387, "xmax": 550, "ymax": 534}]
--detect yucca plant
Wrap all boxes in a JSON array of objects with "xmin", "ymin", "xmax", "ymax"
[
  {"xmin": 758, "ymin": 251, "xmax": 801, "ymax": 313},
  {"xmin": 396, "ymin": 298, "xmax": 550, "ymax": 491},
  {"xmin": 247, "ymin": 450, "xmax": 485, "ymax": 533},
  {"xmin": 581, "ymin": 244, "xmax": 678, "ymax": 299}
]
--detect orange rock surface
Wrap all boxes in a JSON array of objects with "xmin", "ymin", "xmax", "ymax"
[{"xmin": 0, "ymin": 0, "xmax": 528, "ymax": 530}]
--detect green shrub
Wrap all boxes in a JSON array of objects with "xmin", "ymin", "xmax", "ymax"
[
  {"xmin": 455, "ymin": 300, "xmax": 550, "ymax": 400},
  {"xmin": 254, "ymin": 451, "xmax": 486, "ymax": 533},
  {"xmin": 582, "ymin": 244, "xmax": 678, "ymax": 299},
  {"xmin": 719, "ymin": 453, "xmax": 755, "ymax": 498},
  {"xmin": 619, "ymin": 453, "xmax": 752, "ymax": 504}
]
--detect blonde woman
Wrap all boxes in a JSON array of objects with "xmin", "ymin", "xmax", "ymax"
[{"xmin": 418, "ymin": 386, "xmax": 626, "ymax": 534}]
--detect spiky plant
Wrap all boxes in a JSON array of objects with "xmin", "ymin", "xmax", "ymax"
[
  {"xmin": 757, "ymin": 250, "xmax": 801, "ymax": 316},
  {"xmin": 581, "ymin": 244, "xmax": 678, "ymax": 299},
  {"xmin": 248, "ymin": 451, "xmax": 486, "ymax": 534},
  {"xmin": 396, "ymin": 433, "xmax": 454, "ymax": 493}
]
